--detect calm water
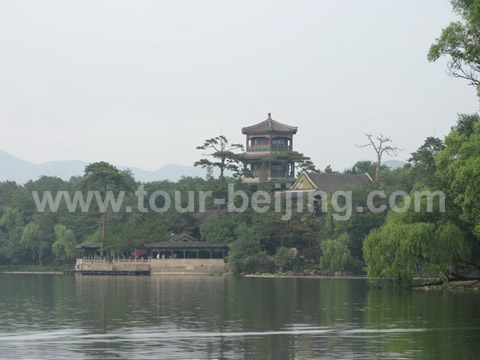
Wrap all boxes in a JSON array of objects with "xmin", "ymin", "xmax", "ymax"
[{"xmin": 0, "ymin": 274, "xmax": 479, "ymax": 359}]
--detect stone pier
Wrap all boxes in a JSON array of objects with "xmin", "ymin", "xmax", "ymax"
[{"xmin": 75, "ymin": 258, "xmax": 225, "ymax": 275}]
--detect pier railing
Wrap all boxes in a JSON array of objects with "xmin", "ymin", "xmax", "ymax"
[{"xmin": 79, "ymin": 257, "xmax": 149, "ymax": 263}]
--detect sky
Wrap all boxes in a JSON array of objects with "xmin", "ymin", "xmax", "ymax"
[{"xmin": 0, "ymin": 0, "xmax": 478, "ymax": 172}]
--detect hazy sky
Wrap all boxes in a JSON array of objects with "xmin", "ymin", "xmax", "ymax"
[{"xmin": 1, "ymin": 0, "xmax": 478, "ymax": 172}]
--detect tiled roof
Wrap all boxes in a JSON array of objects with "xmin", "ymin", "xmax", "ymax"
[
  {"xmin": 76, "ymin": 242, "xmax": 103, "ymax": 249},
  {"xmin": 242, "ymin": 113, "xmax": 297, "ymax": 135},
  {"xmin": 145, "ymin": 241, "xmax": 229, "ymax": 249},
  {"xmin": 306, "ymin": 173, "xmax": 371, "ymax": 193},
  {"xmin": 152, "ymin": 233, "xmax": 199, "ymax": 243},
  {"xmin": 145, "ymin": 233, "xmax": 230, "ymax": 249},
  {"xmin": 192, "ymin": 209, "xmax": 227, "ymax": 225}
]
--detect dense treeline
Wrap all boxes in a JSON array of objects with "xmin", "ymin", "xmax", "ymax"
[
  {"xmin": 364, "ymin": 115, "xmax": 480, "ymax": 286},
  {"xmin": 0, "ymin": 132, "xmax": 430, "ymax": 271},
  {"xmin": 361, "ymin": 0, "xmax": 480, "ymax": 286}
]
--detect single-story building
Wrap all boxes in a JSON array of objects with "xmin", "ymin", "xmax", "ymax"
[
  {"xmin": 76, "ymin": 242, "xmax": 105, "ymax": 259},
  {"xmin": 145, "ymin": 233, "xmax": 230, "ymax": 260}
]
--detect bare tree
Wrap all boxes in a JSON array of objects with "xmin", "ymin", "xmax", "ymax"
[{"xmin": 358, "ymin": 134, "xmax": 401, "ymax": 183}]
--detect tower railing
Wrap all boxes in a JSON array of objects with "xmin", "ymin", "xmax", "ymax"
[{"xmin": 247, "ymin": 145, "xmax": 292, "ymax": 152}]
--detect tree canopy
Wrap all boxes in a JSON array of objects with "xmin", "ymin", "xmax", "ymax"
[
  {"xmin": 428, "ymin": 0, "xmax": 480, "ymax": 94},
  {"xmin": 194, "ymin": 135, "xmax": 244, "ymax": 185}
]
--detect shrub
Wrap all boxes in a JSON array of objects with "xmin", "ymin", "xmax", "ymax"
[{"xmin": 273, "ymin": 247, "xmax": 295, "ymax": 272}]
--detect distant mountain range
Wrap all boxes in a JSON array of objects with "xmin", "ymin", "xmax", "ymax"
[
  {"xmin": 0, "ymin": 150, "xmax": 206, "ymax": 184},
  {"xmin": 0, "ymin": 150, "xmax": 407, "ymax": 185},
  {"xmin": 383, "ymin": 160, "xmax": 407, "ymax": 169}
]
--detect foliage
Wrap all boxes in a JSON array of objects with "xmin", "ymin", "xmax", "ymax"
[
  {"xmin": 428, "ymin": 0, "xmax": 480, "ymax": 94},
  {"xmin": 52, "ymin": 224, "xmax": 76, "ymax": 264},
  {"xmin": 227, "ymin": 224, "xmax": 273, "ymax": 274},
  {"xmin": 273, "ymin": 247, "xmax": 295, "ymax": 271},
  {"xmin": 362, "ymin": 114, "xmax": 480, "ymax": 287},
  {"xmin": 20, "ymin": 222, "xmax": 48, "ymax": 266},
  {"xmin": 82, "ymin": 161, "xmax": 134, "ymax": 241},
  {"xmin": 262, "ymin": 151, "xmax": 319, "ymax": 173},
  {"xmin": 320, "ymin": 233, "xmax": 351, "ymax": 272},
  {"xmin": 363, "ymin": 213, "xmax": 470, "ymax": 287},
  {"xmin": 0, "ymin": 207, "xmax": 24, "ymax": 264},
  {"xmin": 83, "ymin": 162, "xmax": 134, "ymax": 192},
  {"xmin": 199, "ymin": 215, "xmax": 246, "ymax": 243},
  {"xmin": 434, "ymin": 114, "xmax": 480, "ymax": 261},
  {"xmin": 0, "ymin": 110, "xmax": 478, "ymax": 280},
  {"xmin": 323, "ymin": 165, "xmax": 337, "ymax": 174},
  {"xmin": 344, "ymin": 160, "xmax": 382, "ymax": 179},
  {"xmin": 194, "ymin": 135, "xmax": 244, "ymax": 185},
  {"xmin": 408, "ymin": 137, "xmax": 445, "ymax": 183}
]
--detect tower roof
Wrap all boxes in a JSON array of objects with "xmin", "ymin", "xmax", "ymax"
[{"xmin": 242, "ymin": 113, "xmax": 298, "ymax": 135}]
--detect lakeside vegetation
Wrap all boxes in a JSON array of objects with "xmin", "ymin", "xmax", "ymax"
[
  {"xmin": 1, "ymin": 110, "xmax": 479, "ymax": 286},
  {"xmin": 1, "ymin": 0, "xmax": 480, "ymax": 286}
]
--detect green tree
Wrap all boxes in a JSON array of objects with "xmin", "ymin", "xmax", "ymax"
[
  {"xmin": 345, "ymin": 160, "xmax": 385, "ymax": 179},
  {"xmin": 408, "ymin": 137, "xmax": 445, "ymax": 181},
  {"xmin": 428, "ymin": 0, "xmax": 480, "ymax": 94},
  {"xmin": 454, "ymin": 113, "xmax": 480, "ymax": 136},
  {"xmin": 199, "ymin": 216, "xmax": 246, "ymax": 243},
  {"xmin": 324, "ymin": 164, "xmax": 337, "ymax": 173},
  {"xmin": 52, "ymin": 224, "xmax": 77, "ymax": 263},
  {"xmin": 363, "ymin": 114, "xmax": 480, "ymax": 287},
  {"xmin": 194, "ymin": 135, "xmax": 244, "ymax": 186},
  {"xmin": 320, "ymin": 233, "xmax": 351, "ymax": 272},
  {"xmin": 273, "ymin": 247, "xmax": 295, "ymax": 272},
  {"xmin": 227, "ymin": 224, "xmax": 273, "ymax": 274},
  {"xmin": 82, "ymin": 162, "xmax": 133, "ymax": 241},
  {"xmin": 20, "ymin": 222, "xmax": 48, "ymax": 265},
  {"xmin": 263, "ymin": 151, "xmax": 319, "ymax": 174},
  {"xmin": 363, "ymin": 213, "xmax": 470, "ymax": 287},
  {"xmin": 0, "ymin": 207, "xmax": 24, "ymax": 264},
  {"xmin": 435, "ymin": 114, "xmax": 480, "ymax": 265}
]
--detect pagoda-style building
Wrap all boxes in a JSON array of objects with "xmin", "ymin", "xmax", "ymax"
[{"xmin": 242, "ymin": 113, "xmax": 298, "ymax": 182}]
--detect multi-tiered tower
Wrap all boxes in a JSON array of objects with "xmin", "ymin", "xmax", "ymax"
[{"xmin": 242, "ymin": 113, "xmax": 297, "ymax": 182}]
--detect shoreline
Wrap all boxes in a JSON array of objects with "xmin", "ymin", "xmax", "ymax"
[
  {"xmin": 244, "ymin": 274, "xmax": 367, "ymax": 279},
  {"xmin": 414, "ymin": 279, "xmax": 480, "ymax": 291},
  {"xmin": 0, "ymin": 271, "xmax": 477, "ymax": 290},
  {"xmin": 1, "ymin": 271, "xmax": 65, "ymax": 275}
]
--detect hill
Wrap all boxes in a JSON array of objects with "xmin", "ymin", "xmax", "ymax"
[
  {"xmin": 383, "ymin": 160, "xmax": 407, "ymax": 169},
  {"xmin": 0, "ymin": 150, "xmax": 205, "ymax": 184}
]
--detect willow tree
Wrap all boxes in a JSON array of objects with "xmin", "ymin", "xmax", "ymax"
[
  {"xmin": 363, "ymin": 215, "xmax": 470, "ymax": 287},
  {"xmin": 52, "ymin": 224, "xmax": 76, "ymax": 263},
  {"xmin": 320, "ymin": 233, "xmax": 351, "ymax": 272},
  {"xmin": 21, "ymin": 222, "xmax": 47, "ymax": 266}
]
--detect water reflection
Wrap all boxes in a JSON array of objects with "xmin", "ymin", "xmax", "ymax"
[{"xmin": 0, "ymin": 274, "xmax": 479, "ymax": 359}]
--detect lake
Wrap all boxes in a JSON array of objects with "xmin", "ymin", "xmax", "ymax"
[{"xmin": 0, "ymin": 274, "xmax": 479, "ymax": 359}]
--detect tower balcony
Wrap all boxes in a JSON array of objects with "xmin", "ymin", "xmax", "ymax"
[{"xmin": 247, "ymin": 144, "xmax": 292, "ymax": 152}]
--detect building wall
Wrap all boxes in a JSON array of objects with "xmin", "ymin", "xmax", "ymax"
[
  {"xmin": 112, "ymin": 261, "xmax": 150, "ymax": 272},
  {"xmin": 75, "ymin": 258, "xmax": 225, "ymax": 274},
  {"xmin": 290, "ymin": 173, "xmax": 316, "ymax": 190},
  {"xmin": 75, "ymin": 259, "xmax": 113, "ymax": 271},
  {"xmin": 149, "ymin": 259, "xmax": 225, "ymax": 274}
]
